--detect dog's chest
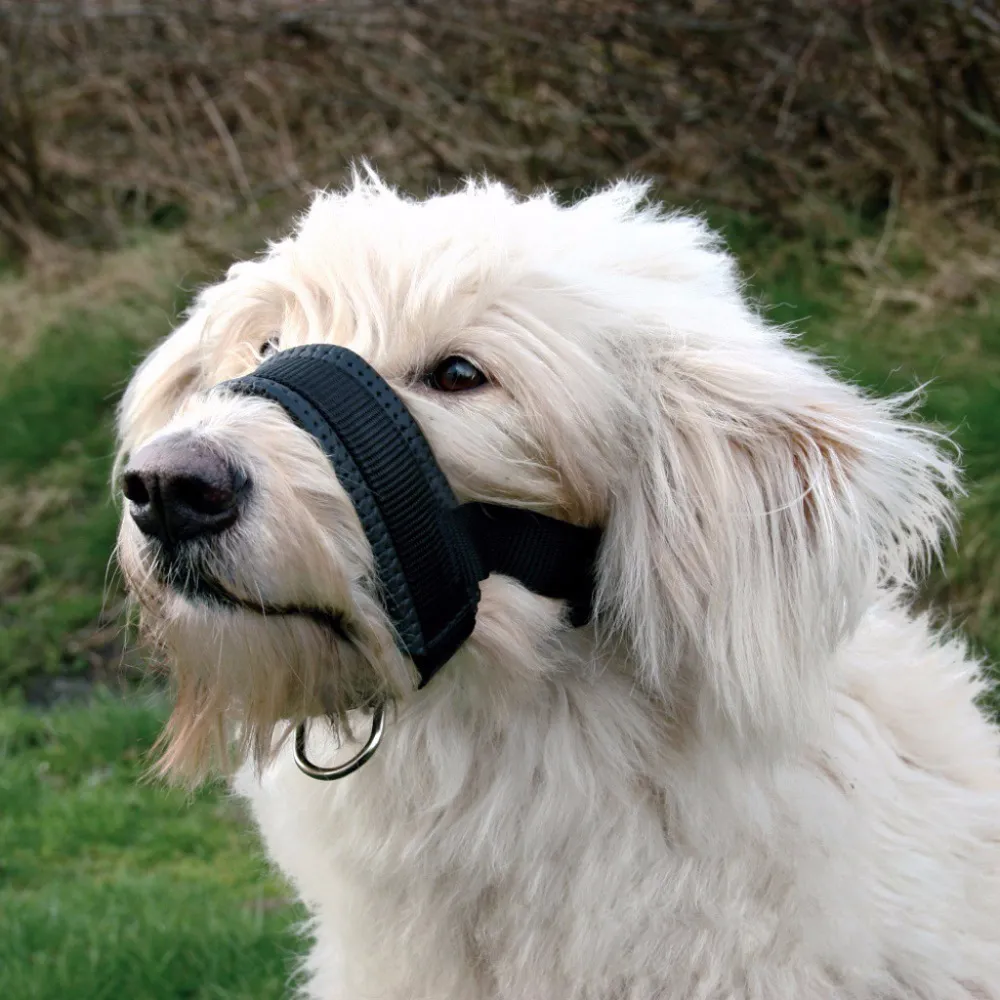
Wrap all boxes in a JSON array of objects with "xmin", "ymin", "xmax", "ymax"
[{"xmin": 234, "ymin": 735, "xmax": 901, "ymax": 1000}]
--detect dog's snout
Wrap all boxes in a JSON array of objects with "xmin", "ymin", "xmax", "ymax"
[{"xmin": 123, "ymin": 433, "xmax": 247, "ymax": 544}]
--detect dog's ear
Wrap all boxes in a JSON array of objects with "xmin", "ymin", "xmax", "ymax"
[{"xmin": 595, "ymin": 249, "xmax": 957, "ymax": 752}]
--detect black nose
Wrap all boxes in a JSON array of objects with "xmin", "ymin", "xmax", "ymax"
[{"xmin": 122, "ymin": 434, "xmax": 247, "ymax": 545}]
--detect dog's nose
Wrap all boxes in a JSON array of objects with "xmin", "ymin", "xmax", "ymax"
[{"xmin": 122, "ymin": 434, "xmax": 247, "ymax": 544}]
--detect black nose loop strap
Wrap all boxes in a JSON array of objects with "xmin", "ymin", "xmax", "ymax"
[{"xmin": 222, "ymin": 344, "xmax": 601, "ymax": 687}]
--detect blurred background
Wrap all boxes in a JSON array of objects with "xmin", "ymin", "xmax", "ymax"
[{"xmin": 1, "ymin": 1, "xmax": 997, "ymax": 997}]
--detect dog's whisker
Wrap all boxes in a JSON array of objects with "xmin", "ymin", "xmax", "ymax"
[{"xmin": 251, "ymin": 577, "xmax": 267, "ymax": 617}]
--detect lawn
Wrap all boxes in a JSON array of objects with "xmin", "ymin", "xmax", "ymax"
[
  {"xmin": 0, "ymin": 200, "xmax": 997, "ymax": 998},
  {"xmin": 0, "ymin": 694, "xmax": 305, "ymax": 1000}
]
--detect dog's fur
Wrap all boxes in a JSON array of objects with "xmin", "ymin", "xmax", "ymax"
[{"xmin": 116, "ymin": 172, "xmax": 1000, "ymax": 999}]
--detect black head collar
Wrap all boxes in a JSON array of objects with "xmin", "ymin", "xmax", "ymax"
[{"xmin": 223, "ymin": 344, "xmax": 602, "ymax": 690}]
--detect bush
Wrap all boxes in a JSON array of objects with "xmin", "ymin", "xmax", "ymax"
[{"xmin": 1, "ymin": 0, "xmax": 998, "ymax": 258}]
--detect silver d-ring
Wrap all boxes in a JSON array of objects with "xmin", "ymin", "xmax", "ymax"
[{"xmin": 293, "ymin": 703, "xmax": 386, "ymax": 781}]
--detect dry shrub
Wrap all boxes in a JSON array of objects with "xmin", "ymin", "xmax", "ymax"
[{"xmin": 0, "ymin": 0, "xmax": 997, "ymax": 257}]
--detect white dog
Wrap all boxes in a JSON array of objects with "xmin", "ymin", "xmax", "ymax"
[{"xmin": 116, "ymin": 171, "xmax": 1000, "ymax": 999}]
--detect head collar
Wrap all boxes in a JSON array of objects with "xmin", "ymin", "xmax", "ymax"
[{"xmin": 223, "ymin": 344, "xmax": 602, "ymax": 691}]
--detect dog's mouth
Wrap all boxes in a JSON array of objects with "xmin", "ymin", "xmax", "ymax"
[{"xmin": 154, "ymin": 548, "xmax": 352, "ymax": 643}]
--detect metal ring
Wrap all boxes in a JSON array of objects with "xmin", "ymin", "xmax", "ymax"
[{"xmin": 293, "ymin": 703, "xmax": 386, "ymax": 781}]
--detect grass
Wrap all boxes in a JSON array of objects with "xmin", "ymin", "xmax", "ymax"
[
  {"xmin": 0, "ymin": 694, "xmax": 306, "ymax": 1000},
  {"xmin": 0, "ymin": 199, "xmax": 996, "ymax": 997},
  {"xmin": 0, "ymin": 224, "xmax": 254, "ymax": 690},
  {"xmin": 0, "ymin": 302, "xmax": 175, "ymax": 686}
]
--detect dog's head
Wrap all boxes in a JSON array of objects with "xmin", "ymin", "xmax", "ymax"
[{"xmin": 116, "ymin": 171, "xmax": 956, "ymax": 778}]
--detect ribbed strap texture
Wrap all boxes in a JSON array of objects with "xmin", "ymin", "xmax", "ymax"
[
  {"xmin": 225, "ymin": 345, "xmax": 483, "ymax": 679},
  {"xmin": 223, "ymin": 344, "xmax": 602, "ymax": 686}
]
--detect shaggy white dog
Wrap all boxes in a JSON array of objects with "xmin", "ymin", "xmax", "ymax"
[{"xmin": 116, "ymin": 171, "xmax": 1000, "ymax": 1000}]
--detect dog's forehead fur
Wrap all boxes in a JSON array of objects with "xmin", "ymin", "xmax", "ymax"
[
  {"xmin": 130, "ymin": 176, "xmax": 767, "ymax": 531},
  {"xmin": 198, "ymin": 175, "xmax": 746, "ymax": 378}
]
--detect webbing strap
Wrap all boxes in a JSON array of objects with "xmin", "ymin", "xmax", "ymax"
[{"xmin": 223, "ymin": 344, "xmax": 600, "ymax": 685}]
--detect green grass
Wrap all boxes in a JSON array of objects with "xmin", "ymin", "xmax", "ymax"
[
  {"xmin": 0, "ymin": 304, "xmax": 164, "ymax": 684},
  {"xmin": 0, "ymin": 695, "xmax": 305, "ymax": 1000},
  {"xmin": 0, "ymin": 237, "xmax": 220, "ymax": 688}
]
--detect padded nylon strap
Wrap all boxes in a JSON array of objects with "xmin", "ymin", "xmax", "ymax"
[
  {"xmin": 455, "ymin": 503, "xmax": 600, "ymax": 629},
  {"xmin": 222, "ymin": 344, "xmax": 600, "ymax": 686}
]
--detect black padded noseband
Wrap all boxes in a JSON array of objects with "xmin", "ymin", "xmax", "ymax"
[{"xmin": 223, "ymin": 344, "xmax": 601, "ymax": 687}]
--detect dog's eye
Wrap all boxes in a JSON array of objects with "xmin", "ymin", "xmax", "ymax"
[
  {"xmin": 260, "ymin": 336, "xmax": 280, "ymax": 359},
  {"xmin": 426, "ymin": 356, "xmax": 487, "ymax": 393}
]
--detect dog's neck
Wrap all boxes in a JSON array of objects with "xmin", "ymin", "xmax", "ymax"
[
  {"xmin": 378, "ymin": 582, "xmax": 682, "ymax": 803},
  {"xmin": 380, "ymin": 575, "xmax": 830, "ymax": 798}
]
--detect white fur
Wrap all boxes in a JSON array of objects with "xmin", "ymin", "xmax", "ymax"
[{"xmin": 117, "ymin": 170, "xmax": 1000, "ymax": 999}]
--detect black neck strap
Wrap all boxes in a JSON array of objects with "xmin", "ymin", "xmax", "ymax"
[{"xmin": 223, "ymin": 344, "xmax": 601, "ymax": 687}]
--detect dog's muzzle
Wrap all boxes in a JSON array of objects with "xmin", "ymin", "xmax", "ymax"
[{"xmin": 222, "ymin": 344, "xmax": 602, "ymax": 779}]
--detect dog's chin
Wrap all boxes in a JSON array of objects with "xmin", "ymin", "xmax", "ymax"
[
  {"xmin": 159, "ymin": 551, "xmax": 353, "ymax": 645},
  {"xmin": 124, "ymin": 543, "xmax": 389, "ymax": 780}
]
